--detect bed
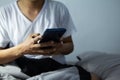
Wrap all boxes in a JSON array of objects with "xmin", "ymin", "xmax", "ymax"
[
  {"xmin": 0, "ymin": 51, "xmax": 120, "ymax": 80},
  {"xmin": 76, "ymin": 51, "xmax": 120, "ymax": 80}
]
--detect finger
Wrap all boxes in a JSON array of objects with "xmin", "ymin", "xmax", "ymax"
[
  {"xmin": 31, "ymin": 33, "xmax": 40, "ymax": 38},
  {"xmin": 30, "ymin": 49, "xmax": 44, "ymax": 54},
  {"xmin": 33, "ymin": 36, "xmax": 42, "ymax": 43},
  {"xmin": 32, "ymin": 43, "xmax": 56, "ymax": 51},
  {"xmin": 32, "ymin": 44, "xmax": 41, "ymax": 49},
  {"xmin": 39, "ymin": 48, "xmax": 57, "ymax": 55},
  {"xmin": 39, "ymin": 41, "xmax": 57, "ymax": 47},
  {"xmin": 32, "ymin": 43, "xmax": 54, "ymax": 49},
  {"xmin": 45, "ymin": 48, "xmax": 57, "ymax": 55},
  {"xmin": 30, "ymin": 47, "xmax": 56, "ymax": 55}
]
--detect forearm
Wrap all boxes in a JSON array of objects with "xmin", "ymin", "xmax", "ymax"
[{"xmin": 0, "ymin": 44, "xmax": 25, "ymax": 64}]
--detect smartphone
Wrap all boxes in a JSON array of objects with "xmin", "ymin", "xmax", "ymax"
[{"xmin": 39, "ymin": 28, "xmax": 66, "ymax": 43}]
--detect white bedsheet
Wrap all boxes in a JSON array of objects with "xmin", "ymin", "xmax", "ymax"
[
  {"xmin": 27, "ymin": 67, "xmax": 80, "ymax": 80},
  {"xmin": 0, "ymin": 65, "xmax": 30, "ymax": 79},
  {"xmin": 0, "ymin": 66, "xmax": 80, "ymax": 80},
  {"xmin": 76, "ymin": 51, "xmax": 120, "ymax": 80}
]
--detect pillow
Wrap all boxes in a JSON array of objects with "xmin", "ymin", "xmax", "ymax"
[{"xmin": 76, "ymin": 51, "xmax": 120, "ymax": 80}]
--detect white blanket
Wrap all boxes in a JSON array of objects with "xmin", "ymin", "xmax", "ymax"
[
  {"xmin": 0, "ymin": 65, "xmax": 30, "ymax": 79},
  {"xmin": 0, "ymin": 65, "xmax": 80, "ymax": 80},
  {"xmin": 27, "ymin": 67, "xmax": 80, "ymax": 80},
  {"xmin": 77, "ymin": 51, "xmax": 120, "ymax": 80}
]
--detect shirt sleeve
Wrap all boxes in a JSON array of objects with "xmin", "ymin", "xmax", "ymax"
[
  {"xmin": 0, "ymin": 8, "xmax": 10, "ymax": 48},
  {"xmin": 59, "ymin": 3, "xmax": 76, "ymax": 38}
]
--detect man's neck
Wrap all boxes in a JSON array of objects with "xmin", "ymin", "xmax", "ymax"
[
  {"xmin": 18, "ymin": 0, "xmax": 44, "ymax": 11},
  {"xmin": 17, "ymin": 0, "xmax": 45, "ymax": 21}
]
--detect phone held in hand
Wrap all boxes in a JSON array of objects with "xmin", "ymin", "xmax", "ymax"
[{"xmin": 39, "ymin": 28, "xmax": 66, "ymax": 43}]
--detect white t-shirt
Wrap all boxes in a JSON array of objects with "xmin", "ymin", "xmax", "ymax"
[{"xmin": 0, "ymin": 0, "xmax": 76, "ymax": 64}]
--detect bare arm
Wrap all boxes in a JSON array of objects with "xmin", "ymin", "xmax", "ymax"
[
  {"xmin": 0, "ymin": 33, "xmax": 44, "ymax": 64},
  {"xmin": 0, "ymin": 33, "xmax": 41, "ymax": 64},
  {"xmin": 0, "ymin": 44, "xmax": 25, "ymax": 64}
]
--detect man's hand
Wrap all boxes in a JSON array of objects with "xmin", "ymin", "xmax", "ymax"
[
  {"xmin": 52, "ymin": 36, "xmax": 74, "ymax": 55},
  {"xmin": 21, "ymin": 33, "xmax": 58, "ymax": 55}
]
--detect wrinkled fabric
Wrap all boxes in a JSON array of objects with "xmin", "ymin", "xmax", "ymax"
[
  {"xmin": 27, "ymin": 67, "xmax": 80, "ymax": 80},
  {"xmin": 0, "ymin": 65, "xmax": 30, "ymax": 79},
  {"xmin": 0, "ymin": 73, "xmax": 20, "ymax": 80},
  {"xmin": 77, "ymin": 51, "xmax": 120, "ymax": 80}
]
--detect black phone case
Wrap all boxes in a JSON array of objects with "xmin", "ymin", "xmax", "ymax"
[{"xmin": 39, "ymin": 28, "xmax": 66, "ymax": 43}]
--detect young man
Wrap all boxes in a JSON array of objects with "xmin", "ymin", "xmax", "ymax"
[
  {"xmin": 0, "ymin": 0, "xmax": 75, "ymax": 75},
  {"xmin": 0, "ymin": 0, "xmax": 100, "ymax": 80}
]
